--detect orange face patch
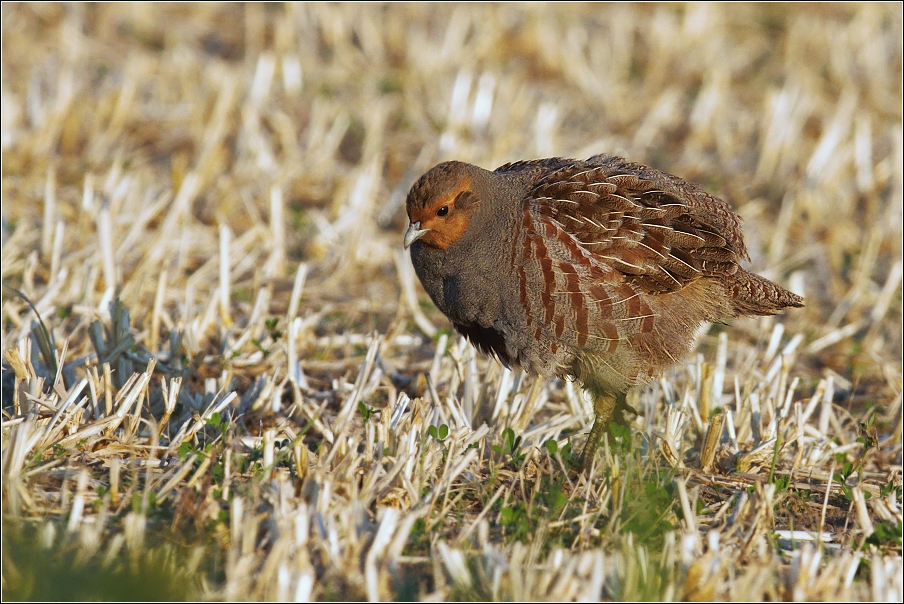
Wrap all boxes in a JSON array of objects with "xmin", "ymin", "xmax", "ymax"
[{"xmin": 408, "ymin": 176, "xmax": 474, "ymax": 250}]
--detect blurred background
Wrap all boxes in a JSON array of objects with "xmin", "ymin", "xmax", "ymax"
[{"xmin": 3, "ymin": 4, "xmax": 900, "ymax": 384}]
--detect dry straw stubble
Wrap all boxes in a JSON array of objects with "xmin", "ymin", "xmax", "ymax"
[{"xmin": 1, "ymin": 3, "xmax": 902, "ymax": 601}]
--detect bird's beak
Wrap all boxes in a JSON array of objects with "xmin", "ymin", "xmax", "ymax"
[{"xmin": 404, "ymin": 221, "xmax": 430, "ymax": 249}]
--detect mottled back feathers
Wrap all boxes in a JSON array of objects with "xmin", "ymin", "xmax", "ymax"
[{"xmin": 501, "ymin": 155, "xmax": 800, "ymax": 314}]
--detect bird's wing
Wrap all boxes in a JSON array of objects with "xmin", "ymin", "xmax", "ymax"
[{"xmin": 523, "ymin": 156, "xmax": 748, "ymax": 295}]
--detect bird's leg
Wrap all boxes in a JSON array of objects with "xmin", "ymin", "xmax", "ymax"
[
  {"xmin": 580, "ymin": 392, "xmax": 615, "ymax": 471},
  {"xmin": 580, "ymin": 391, "xmax": 631, "ymax": 471}
]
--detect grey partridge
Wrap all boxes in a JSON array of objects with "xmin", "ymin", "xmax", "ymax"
[{"xmin": 403, "ymin": 155, "xmax": 803, "ymax": 470}]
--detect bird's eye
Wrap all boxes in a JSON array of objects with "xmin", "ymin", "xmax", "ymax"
[{"xmin": 436, "ymin": 205, "xmax": 449, "ymax": 217}]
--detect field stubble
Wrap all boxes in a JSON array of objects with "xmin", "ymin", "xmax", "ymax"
[{"xmin": 1, "ymin": 3, "xmax": 902, "ymax": 601}]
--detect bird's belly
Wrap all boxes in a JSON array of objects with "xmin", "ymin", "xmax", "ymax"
[
  {"xmin": 452, "ymin": 307, "xmax": 564, "ymax": 379},
  {"xmin": 452, "ymin": 321, "xmax": 512, "ymax": 366}
]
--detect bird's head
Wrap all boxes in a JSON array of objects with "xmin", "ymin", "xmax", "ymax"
[{"xmin": 404, "ymin": 161, "xmax": 481, "ymax": 250}]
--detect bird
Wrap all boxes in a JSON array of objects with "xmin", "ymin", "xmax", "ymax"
[{"xmin": 403, "ymin": 155, "xmax": 803, "ymax": 470}]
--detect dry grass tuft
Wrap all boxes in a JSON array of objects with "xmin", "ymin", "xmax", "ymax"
[{"xmin": 2, "ymin": 3, "xmax": 902, "ymax": 601}]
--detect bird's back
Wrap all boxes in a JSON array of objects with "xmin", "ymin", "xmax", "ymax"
[{"xmin": 498, "ymin": 155, "xmax": 803, "ymax": 391}]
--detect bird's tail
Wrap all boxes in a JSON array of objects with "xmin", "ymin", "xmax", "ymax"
[{"xmin": 729, "ymin": 270, "xmax": 804, "ymax": 316}]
